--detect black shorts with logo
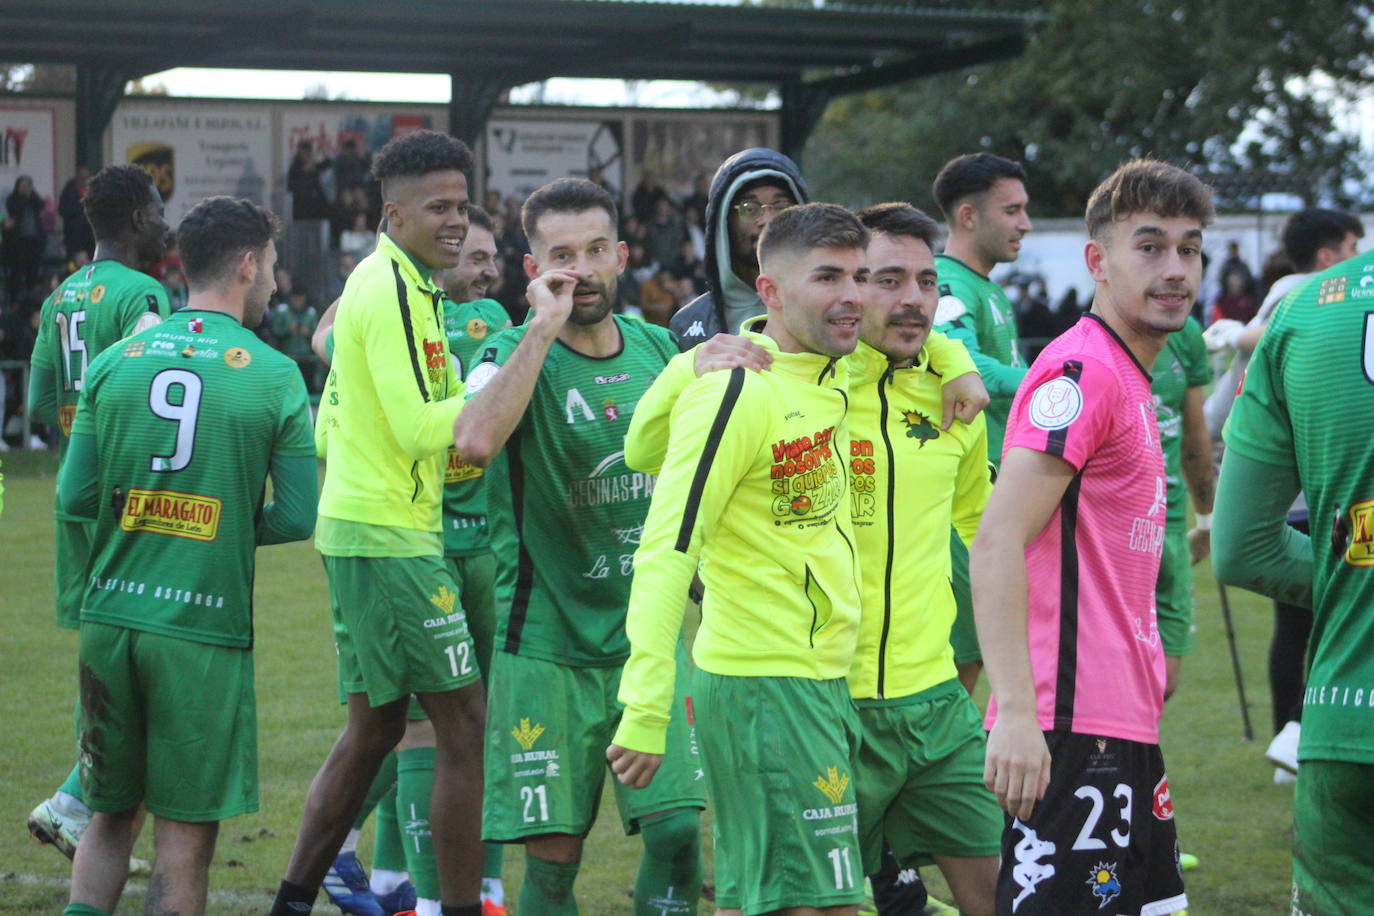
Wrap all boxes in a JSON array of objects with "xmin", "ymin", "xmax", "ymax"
[{"xmin": 995, "ymin": 730, "xmax": 1187, "ymax": 916}]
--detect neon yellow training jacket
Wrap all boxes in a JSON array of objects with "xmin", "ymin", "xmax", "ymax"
[
  {"xmin": 844, "ymin": 340, "xmax": 991, "ymax": 701},
  {"xmin": 614, "ymin": 321, "xmax": 863, "ymax": 754},
  {"xmin": 316, "ymin": 232, "xmax": 462, "ymax": 532}
]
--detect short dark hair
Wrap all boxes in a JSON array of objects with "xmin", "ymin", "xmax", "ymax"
[
  {"xmin": 372, "ymin": 130, "xmax": 473, "ymax": 194},
  {"xmin": 757, "ymin": 203, "xmax": 868, "ymax": 267},
  {"xmin": 178, "ymin": 197, "xmax": 281, "ymax": 289},
  {"xmin": 83, "ymin": 165, "xmax": 156, "ymax": 240},
  {"xmin": 466, "ymin": 204, "xmax": 495, "ymax": 235},
  {"xmin": 855, "ymin": 202, "xmax": 940, "ymax": 252},
  {"xmin": 932, "ymin": 153, "xmax": 1027, "ymax": 219},
  {"xmin": 1084, "ymin": 159, "xmax": 1215, "ymax": 242},
  {"xmin": 1281, "ymin": 208, "xmax": 1364, "ymax": 272},
  {"xmin": 521, "ymin": 178, "xmax": 618, "ymax": 243}
]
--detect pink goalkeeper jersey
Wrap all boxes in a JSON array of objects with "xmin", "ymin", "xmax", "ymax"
[{"xmin": 988, "ymin": 314, "xmax": 1168, "ymax": 744}]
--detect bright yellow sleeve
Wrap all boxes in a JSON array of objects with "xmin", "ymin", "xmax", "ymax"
[
  {"xmin": 615, "ymin": 368, "xmax": 762, "ymax": 753},
  {"xmin": 623, "ymin": 349, "xmax": 697, "ymax": 474},
  {"xmin": 926, "ymin": 330, "xmax": 977, "ymax": 384},
  {"xmin": 951, "ymin": 414, "xmax": 993, "ymax": 549},
  {"xmin": 350, "ymin": 273, "xmax": 463, "ymax": 462}
]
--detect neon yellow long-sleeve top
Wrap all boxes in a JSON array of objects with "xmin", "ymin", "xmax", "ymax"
[
  {"xmin": 315, "ymin": 232, "xmax": 462, "ymax": 532},
  {"xmin": 844, "ymin": 341, "xmax": 992, "ymax": 701},
  {"xmin": 614, "ymin": 323, "xmax": 863, "ymax": 754}
]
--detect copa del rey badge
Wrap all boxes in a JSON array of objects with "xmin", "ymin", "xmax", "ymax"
[
  {"xmin": 1028, "ymin": 376, "xmax": 1083, "ymax": 431},
  {"xmin": 189, "ymin": 318, "xmax": 203, "ymax": 333}
]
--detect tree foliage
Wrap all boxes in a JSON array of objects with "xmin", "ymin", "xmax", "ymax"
[{"xmin": 804, "ymin": 0, "xmax": 1374, "ymax": 214}]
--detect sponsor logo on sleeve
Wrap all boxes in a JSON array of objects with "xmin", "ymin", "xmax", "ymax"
[
  {"xmin": 224, "ymin": 347, "xmax": 251, "ymax": 369},
  {"xmin": 465, "ymin": 360, "xmax": 499, "ymax": 395},
  {"xmin": 1027, "ymin": 376, "xmax": 1084, "ymax": 430},
  {"xmin": 1341, "ymin": 498, "xmax": 1374, "ymax": 566},
  {"xmin": 58, "ymin": 405, "xmax": 77, "ymax": 437},
  {"xmin": 445, "ymin": 446, "xmax": 483, "ymax": 484},
  {"xmin": 90, "ymin": 284, "xmax": 106, "ymax": 304},
  {"xmin": 1317, "ymin": 276, "xmax": 1347, "ymax": 305},
  {"xmin": 934, "ymin": 294, "xmax": 968, "ymax": 325}
]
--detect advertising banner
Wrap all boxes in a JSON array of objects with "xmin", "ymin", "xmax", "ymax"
[
  {"xmin": 0, "ymin": 105, "xmax": 58, "ymax": 201},
  {"xmin": 485, "ymin": 117, "xmax": 624, "ymax": 202},
  {"xmin": 109, "ymin": 102, "xmax": 272, "ymax": 226}
]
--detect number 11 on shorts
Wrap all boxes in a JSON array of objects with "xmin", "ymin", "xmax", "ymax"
[{"xmin": 828, "ymin": 846, "xmax": 855, "ymax": 889}]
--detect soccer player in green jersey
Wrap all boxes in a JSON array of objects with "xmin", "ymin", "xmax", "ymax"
[
  {"xmin": 931, "ymin": 152, "xmax": 1033, "ymax": 693},
  {"xmin": 1150, "ymin": 316, "xmax": 1214, "ymax": 699},
  {"xmin": 1214, "ymin": 247, "xmax": 1374, "ymax": 916},
  {"xmin": 60, "ymin": 196, "xmax": 318, "ymax": 916},
  {"xmin": 453, "ymin": 178, "xmax": 705, "ymax": 916},
  {"xmin": 272, "ymin": 130, "xmax": 486, "ymax": 916},
  {"xmin": 27, "ymin": 163, "xmax": 170, "ymax": 867}
]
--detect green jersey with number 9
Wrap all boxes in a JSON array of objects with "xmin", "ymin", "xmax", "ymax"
[{"xmin": 71, "ymin": 310, "xmax": 315, "ymax": 648}]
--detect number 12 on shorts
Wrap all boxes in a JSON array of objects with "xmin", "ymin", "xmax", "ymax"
[
  {"xmin": 828, "ymin": 846, "xmax": 855, "ymax": 889},
  {"xmin": 443, "ymin": 642, "xmax": 473, "ymax": 677}
]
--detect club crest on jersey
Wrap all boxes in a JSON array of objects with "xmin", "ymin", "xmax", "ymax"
[
  {"xmin": 901, "ymin": 409, "xmax": 939, "ymax": 446},
  {"xmin": 189, "ymin": 317, "xmax": 203, "ymax": 333},
  {"xmin": 1152, "ymin": 775, "xmax": 1174, "ymax": 820},
  {"xmin": 1027, "ymin": 376, "xmax": 1083, "ymax": 431},
  {"xmin": 1086, "ymin": 862, "xmax": 1121, "ymax": 907},
  {"xmin": 603, "ymin": 398, "xmax": 619, "ymax": 422}
]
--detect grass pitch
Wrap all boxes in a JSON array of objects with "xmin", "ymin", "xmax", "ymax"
[{"xmin": 1, "ymin": 451, "xmax": 1293, "ymax": 913}]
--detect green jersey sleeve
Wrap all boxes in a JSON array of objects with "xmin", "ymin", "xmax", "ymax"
[
  {"xmin": 1180, "ymin": 317, "xmax": 1212, "ymax": 388},
  {"xmin": 1223, "ymin": 311, "xmax": 1295, "ymax": 468}
]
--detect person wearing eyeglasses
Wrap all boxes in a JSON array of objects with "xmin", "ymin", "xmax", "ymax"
[{"xmin": 668, "ymin": 148, "xmax": 806, "ymax": 349}]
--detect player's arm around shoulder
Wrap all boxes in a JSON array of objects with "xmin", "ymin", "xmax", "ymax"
[{"xmin": 927, "ymin": 330, "xmax": 989, "ymax": 427}]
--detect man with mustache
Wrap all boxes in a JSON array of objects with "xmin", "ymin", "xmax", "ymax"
[
  {"xmin": 609, "ymin": 203, "xmax": 870, "ymax": 916},
  {"xmin": 609, "ymin": 202, "xmax": 1003, "ymax": 915},
  {"xmin": 453, "ymin": 178, "xmax": 706, "ymax": 916},
  {"xmin": 932, "ymin": 152, "xmax": 1035, "ymax": 694},
  {"xmin": 973, "ymin": 159, "xmax": 1212, "ymax": 916}
]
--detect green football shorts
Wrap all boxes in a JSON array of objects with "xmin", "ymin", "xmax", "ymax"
[
  {"xmin": 55, "ymin": 517, "xmax": 93, "ymax": 630},
  {"xmin": 482, "ymin": 644, "xmax": 704, "ymax": 842},
  {"xmin": 855, "ymin": 679, "xmax": 1002, "ymax": 872},
  {"xmin": 1293, "ymin": 759, "xmax": 1374, "ymax": 916},
  {"xmin": 695, "ymin": 671, "xmax": 864, "ymax": 915},
  {"xmin": 444, "ymin": 551, "xmax": 497, "ymax": 680},
  {"xmin": 325, "ymin": 553, "xmax": 481, "ymax": 707},
  {"xmin": 78, "ymin": 622, "xmax": 257, "ymax": 822},
  {"xmin": 1155, "ymin": 522, "xmax": 1196, "ymax": 657},
  {"xmin": 948, "ymin": 529, "xmax": 981, "ymax": 664}
]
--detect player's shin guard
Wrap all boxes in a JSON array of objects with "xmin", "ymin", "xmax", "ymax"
[
  {"xmin": 520, "ymin": 855, "xmax": 580, "ymax": 916},
  {"xmin": 356, "ymin": 750, "xmax": 398, "ymax": 830},
  {"xmin": 396, "ymin": 746, "xmax": 440, "ymax": 903},
  {"xmin": 634, "ymin": 808, "xmax": 702, "ymax": 916}
]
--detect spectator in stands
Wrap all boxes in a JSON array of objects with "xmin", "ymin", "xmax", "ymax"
[
  {"xmin": 333, "ymin": 139, "xmax": 369, "ymax": 194},
  {"xmin": 287, "ymin": 140, "xmax": 331, "ymax": 220},
  {"xmin": 58, "ymin": 165, "xmax": 94, "ymax": 261},
  {"xmin": 683, "ymin": 173, "xmax": 709, "ymax": 230},
  {"xmin": 339, "ymin": 211, "xmax": 375, "ymax": 259},
  {"xmin": 4, "ymin": 176, "xmax": 48, "ymax": 302},
  {"xmin": 162, "ymin": 264, "xmax": 189, "ymax": 312},
  {"xmin": 1210, "ymin": 264, "xmax": 1259, "ymax": 323},
  {"xmin": 644, "ymin": 196, "xmax": 687, "ymax": 273},
  {"xmin": 631, "ymin": 170, "xmax": 669, "ymax": 224},
  {"xmin": 671, "ymin": 238, "xmax": 706, "ymax": 297},
  {"xmin": 323, "ymin": 251, "xmax": 357, "ymax": 305},
  {"xmin": 272, "ymin": 286, "xmax": 322, "ymax": 391},
  {"xmin": 621, "ymin": 213, "xmax": 647, "ymax": 250},
  {"xmin": 683, "ymin": 205, "xmax": 706, "ymax": 262}
]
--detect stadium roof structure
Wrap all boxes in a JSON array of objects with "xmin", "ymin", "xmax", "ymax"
[{"xmin": 2, "ymin": 0, "xmax": 1043, "ymax": 166}]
